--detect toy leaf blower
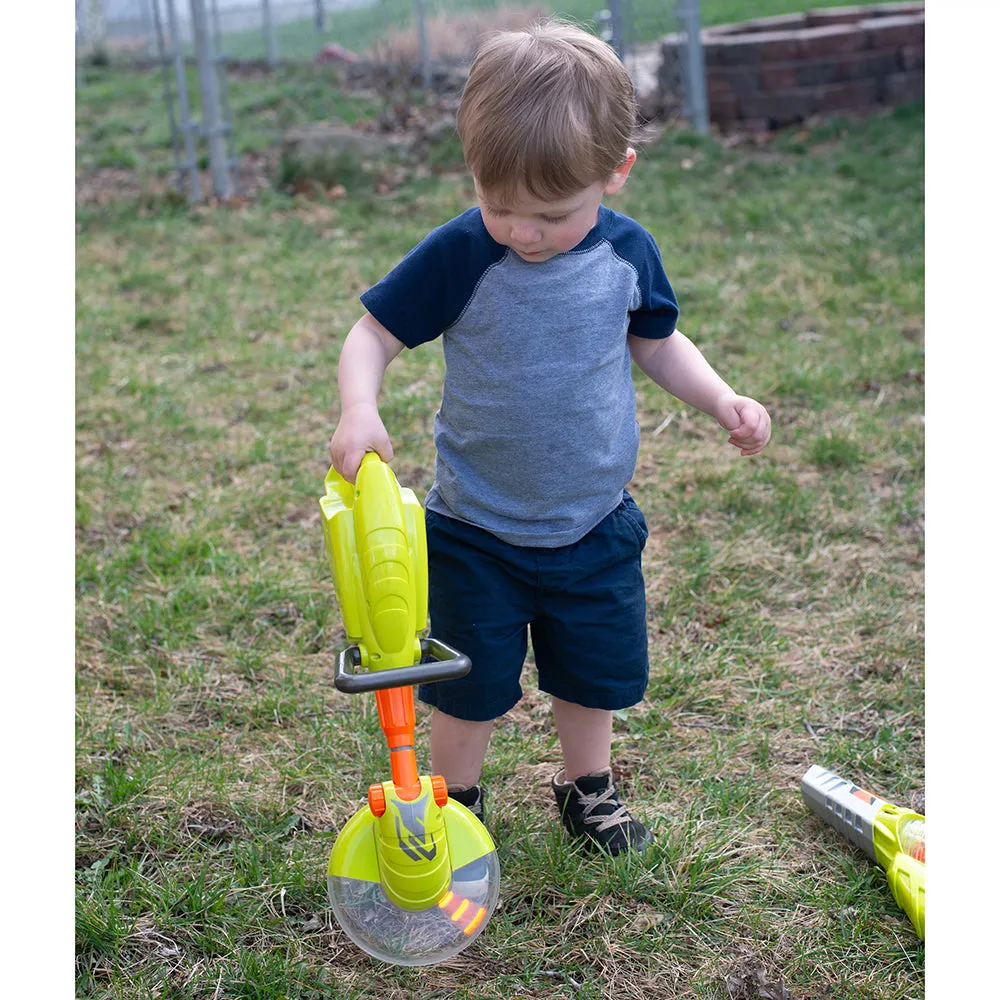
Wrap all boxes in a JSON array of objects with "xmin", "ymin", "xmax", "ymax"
[
  {"xmin": 319, "ymin": 453, "xmax": 501, "ymax": 966},
  {"xmin": 801, "ymin": 764, "xmax": 924, "ymax": 939}
]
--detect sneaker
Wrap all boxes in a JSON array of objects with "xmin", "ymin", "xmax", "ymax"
[
  {"xmin": 448, "ymin": 783, "xmax": 485, "ymax": 824},
  {"xmin": 551, "ymin": 767, "xmax": 652, "ymax": 855}
]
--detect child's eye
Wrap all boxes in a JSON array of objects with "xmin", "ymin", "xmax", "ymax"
[{"xmin": 541, "ymin": 213, "xmax": 570, "ymax": 224}]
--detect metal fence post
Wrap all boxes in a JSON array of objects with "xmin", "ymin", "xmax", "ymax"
[
  {"xmin": 76, "ymin": 0, "xmax": 86, "ymax": 87},
  {"xmin": 150, "ymin": 0, "xmax": 184, "ymax": 192},
  {"xmin": 262, "ymin": 0, "xmax": 278, "ymax": 68},
  {"xmin": 163, "ymin": 0, "xmax": 201, "ymax": 200},
  {"xmin": 191, "ymin": 0, "xmax": 234, "ymax": 199},
  {"xmin": 597, "ymin": 1, "xmax": 634, "ymax": 63},
  {"xmin": 314, "ymin": 0, "xmax": 326, "ymax": 33},
  {"xmin": 414, "ymin": 0, "xmax": 432, "ymax": 89},
  {"xmin": 85, "ymin": 0, "xmax": 107, "ymax": 57},
  {"xmin": 209, "ymin": 0, "xmax": 239, "ymax": 187},
  {"xmin": 607, "ymin": 0, "xmax": 624, "ymax": 59},
  {"xmin": 138, "ymin": 0, "xmax": 157, "ymax": 57},
  {"xmin": 677, "ymin": 0, "xmax": 709, "ymax": 134}
]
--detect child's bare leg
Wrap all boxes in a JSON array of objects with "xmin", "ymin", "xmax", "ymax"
[
  {"xmin": 550, "ymin": 695, "xmax": 650, "ymax": 853},
  {"xmin": 550, "ymin": 696, "xmax": 613, "ymax": 780},
  {"xmin": 429, "ymin": 708, "xmax": 494, "ymax": 787}
]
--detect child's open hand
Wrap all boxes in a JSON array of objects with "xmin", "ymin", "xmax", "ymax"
[
  {"xmin": 714, "ymin": 393, "xmax": 772, "ymax": 456},
  {"xmin": 329, "ymin": 403, "xmax": 394, "ymax": 482}
]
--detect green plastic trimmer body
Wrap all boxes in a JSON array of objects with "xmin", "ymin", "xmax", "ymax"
[{"xmin": 319, "ymin": 455, "xmax": 501, "ymax": 965}]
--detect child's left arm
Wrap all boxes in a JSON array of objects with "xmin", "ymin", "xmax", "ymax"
[{"xmin": 628, "ymin": 331, "xmax": 771, "ymax": 456}]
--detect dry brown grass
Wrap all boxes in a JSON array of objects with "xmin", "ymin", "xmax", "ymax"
[{"xmin": 367, "ymin": 5, "xmax": 551, "ymax": 63}]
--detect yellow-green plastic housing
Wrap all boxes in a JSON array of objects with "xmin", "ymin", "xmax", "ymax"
[
  {"xmin": 319, "ymin": 456, "xmax": 427, "ymax": 671},
  {"xmin": 874, "ymin": 805, "xmax": 925, "ymax": 940},
  {"xmin": 319, "ymin": 454, "xmax": 501, "ymax": 965},
  {"xmin": 328, "ymin": 777, "xmax": 496, "ymax": 906}
]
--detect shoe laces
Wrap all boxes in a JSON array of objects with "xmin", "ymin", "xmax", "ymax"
[{"xmin": 576, "ymin": 784, "xmax": 632, "ymax": 833}]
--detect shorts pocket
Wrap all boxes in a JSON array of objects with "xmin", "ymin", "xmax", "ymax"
[{"xmin": 618, "ymin": 493, "xmax": 649, "ymax": 551}]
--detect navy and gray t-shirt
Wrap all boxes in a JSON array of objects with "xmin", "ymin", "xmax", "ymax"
[{"xmin": 360, "ymin": 204, "xmax": 679, "ymax": 547}]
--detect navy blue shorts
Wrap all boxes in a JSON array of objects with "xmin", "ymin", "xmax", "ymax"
[{"xmin": 417, "ymin": 493, "xmax": 649, "ymax": 722}]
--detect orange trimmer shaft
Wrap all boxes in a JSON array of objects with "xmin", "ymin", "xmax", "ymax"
[{"xmin": 374, "ymin": 686, "xmax": 422, "ymax": 800}]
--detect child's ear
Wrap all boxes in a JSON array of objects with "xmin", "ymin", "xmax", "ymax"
[{"xmin": 603, "ymin": 148, "xmax": 637, "ymax": 195}]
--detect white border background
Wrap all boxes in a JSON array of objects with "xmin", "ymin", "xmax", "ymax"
[{"xmin": 5, "ymin": 0, "xmax": 995, "ymax": 991}]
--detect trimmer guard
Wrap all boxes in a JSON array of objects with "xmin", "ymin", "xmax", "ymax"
[{"xmin": 328, "ymin": 796, "xmax": 500, "ymax": 966}]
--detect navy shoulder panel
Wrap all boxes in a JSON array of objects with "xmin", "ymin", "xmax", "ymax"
[
  {"xmin": 360, "ymin": 208, "xmax": 507, "ymax": 348},
  {"xmin": 598, "ymin": 207, "xmax": 680, "ymax": 339}
]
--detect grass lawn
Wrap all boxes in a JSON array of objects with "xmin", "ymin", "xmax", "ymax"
[{"xmin": 76, "ymin": 58, "xmax": 924, "ymax": 1000}]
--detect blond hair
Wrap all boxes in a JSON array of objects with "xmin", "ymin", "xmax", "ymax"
[{"xmin": 456, "ymin": 20, "xmax": 638, "ymax": 205}]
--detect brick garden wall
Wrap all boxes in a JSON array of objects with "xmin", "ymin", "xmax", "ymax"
[{"xmin": 659, "ymin": 2, "xmax": 924, "ymax": 131}]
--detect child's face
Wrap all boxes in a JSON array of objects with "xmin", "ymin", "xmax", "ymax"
[
  {"xmin": 474, "ymin": 152, "xmax": 634, "ymax": 264},
  {"xmin": 475, "ymin": 181, "xmax": 607, "ymax": 263}
]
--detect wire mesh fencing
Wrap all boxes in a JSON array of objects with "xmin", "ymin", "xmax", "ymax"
[
  {"xmin": 87, "ymin": 1, "xmax": 706, "ymax": 127},
  {"xmin": 78, "ymin": 1, "xmax": 372, "ymax": 65},
  {"xmin": 83, "ymin": 1, "xmax": 693, "ymax": 75},
  {"xmin": 78, "ymin": 1, "xmax": 709, "ymax": 201}
]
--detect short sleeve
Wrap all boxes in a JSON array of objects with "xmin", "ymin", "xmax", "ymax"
[
  {"xmin": 627, "ymin": 230, "xmax": 679, "ymax": 340},
  {"xmin": 360, "ymin": 209, "xmax": 507, "ymax": 349}
]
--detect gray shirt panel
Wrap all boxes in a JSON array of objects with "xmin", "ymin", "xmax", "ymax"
[{"xmin": 425, "ymin": 243, "xmax": 645, "ymax": 547}]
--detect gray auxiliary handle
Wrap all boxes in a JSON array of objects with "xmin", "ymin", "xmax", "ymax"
[
  {"xmin": 801, "ymin": 763, "xmax": 888, "ymax": 861},
  {"xmin": 334, "ymin": 637, "xmax": 471, "ymax": 694}
]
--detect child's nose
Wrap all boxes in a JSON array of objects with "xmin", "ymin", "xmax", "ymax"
[{"xmin": 510, "ymin": 219, "xmax": 542, "ymax": 244}]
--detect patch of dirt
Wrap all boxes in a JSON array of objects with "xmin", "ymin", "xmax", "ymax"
[
  {"xmin": 722, "ymin": 948, "xmax": 799, "ymax": 1000},
  {"xmin": 181, "ymin": 800, "xmax": 243, "ymax": 843},
  {"xmin": 76, "ymin": 149, "xmax": 280, "ymax": 207}
]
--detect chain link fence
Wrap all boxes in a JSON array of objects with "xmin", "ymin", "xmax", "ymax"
[
  {"xmin": 78, "ymin": 1, "xmax": 708, "ymax": 200},
  {"xmin": 77, "ymin": 1, "xmax": 372, "ymax": 62},
  {"xmin": 79, "ymin": 1, "xmax": 693, "ymax": 70},
  {"xmin": 79, "ymin": 2, "xmax": 706, "ymax": 124}
]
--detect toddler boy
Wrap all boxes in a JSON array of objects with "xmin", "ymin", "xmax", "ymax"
[{"xmin": 329, "ymin": 21, "xmax": 771, "ymax": 854}]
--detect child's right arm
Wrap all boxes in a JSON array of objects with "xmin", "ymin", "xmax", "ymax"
[{"xmin": 328, "ymin": 312, "xmax": 405, "ymax": 482}]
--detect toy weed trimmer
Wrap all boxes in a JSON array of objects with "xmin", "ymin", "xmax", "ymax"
[
  {"xmin": 801, "ymin": 764, "xmax": 924, "ymax": 939},
  {"xmin": 319, "ymin": 453, "xmax": 500, "ymax": 966}
]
